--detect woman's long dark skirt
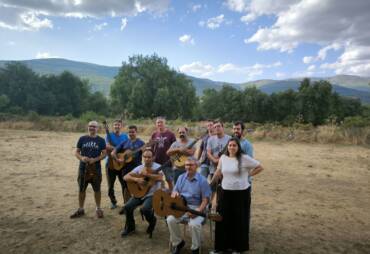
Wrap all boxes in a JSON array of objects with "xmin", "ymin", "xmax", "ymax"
[{"xmin": 215, "ymin": 187, "xmax": 251, "ymax": 252}]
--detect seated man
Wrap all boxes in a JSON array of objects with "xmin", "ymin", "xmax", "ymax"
[
  {"xmin": 121, "ymin": 149, "xmax": 163, "ymax": 238},
  {"xmin": 167, "ymin": 157, "xmax": 211, "ymax": 254}
]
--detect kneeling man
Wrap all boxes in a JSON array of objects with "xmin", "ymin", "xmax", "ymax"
[{"xmin": 167, "ymin": 157, "xmax": 211, "ymax": 254}]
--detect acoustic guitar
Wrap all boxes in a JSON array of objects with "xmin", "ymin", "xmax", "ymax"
[
  {"xmin": 170, "ymin": 131, "xmax": 208, "ymax": 168},
  {"xmin": 126, "ymin": 160, "xmax": 171, "ymax": 198},
  {"xmin": 84, "ymin": 163, "xmax": 97, "ymax": 182},
  {"xmin": 112, "ymin": 140, "xmax": 157, "ymax": 170},
  {"xmin": 152, "ymin": 189, "xmax": 222, "ymax": 221}
]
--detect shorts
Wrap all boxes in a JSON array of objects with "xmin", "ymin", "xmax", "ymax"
[{"xmin": 77, "ymin": 173, "xmax": 102, "ymax": 192}]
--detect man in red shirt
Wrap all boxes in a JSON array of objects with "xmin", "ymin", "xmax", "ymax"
[{"xmin": 150, "ymin": 116, "xmax": 176, "ymax": 190}]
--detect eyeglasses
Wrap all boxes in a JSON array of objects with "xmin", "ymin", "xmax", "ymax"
[
  {"xmin": 185, "ymin": 163, "xmax": 196, "ymax": 167},
  {"xmin": 88, "ymin": 126, "xmax": 97, "ymax": 128}
]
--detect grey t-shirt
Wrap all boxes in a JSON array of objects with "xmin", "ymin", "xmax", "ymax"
[
  {"xmin": 169, "ymin": 139, "xmax": 195, "ymax": 169},
  {"xmin": 131, "ymin": 162, "xmax": 163, "ymax": 199},
  {"xmin": 206, "ymin": 134, "xmax": 231, "ymax": 173}
]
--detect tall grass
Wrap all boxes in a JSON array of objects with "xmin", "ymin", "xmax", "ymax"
[{"xmin": 0, "ymin": 113, "xmax": 369, "ymax": 146}]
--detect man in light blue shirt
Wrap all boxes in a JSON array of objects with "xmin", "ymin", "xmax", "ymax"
[
  {"xmin": 233, "ymin": 121, "xmax": 254, "ymax": 158},
  {"xmin": 167, "ymin": 157, "xmax": 211, "ymax": 254}
]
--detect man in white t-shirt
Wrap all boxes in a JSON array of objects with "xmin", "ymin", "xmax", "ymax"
[{"xmin": 121, "ymin": 150, "xmax": 163, "ymax": 238}]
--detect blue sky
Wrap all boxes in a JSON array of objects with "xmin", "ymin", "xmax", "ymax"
[{"xmin": 1, "ymin": 0, "xmax": 370, "ymax": 83}]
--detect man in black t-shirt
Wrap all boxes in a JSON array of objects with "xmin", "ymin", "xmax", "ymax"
[{"xmin": 70, "ymin": 121, "xmax": 107, "ymax": 219}]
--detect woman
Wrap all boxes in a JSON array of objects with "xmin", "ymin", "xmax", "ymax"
[{"xmin": 211, "ymin": 137, "xmax": 264, "ymax": 253}]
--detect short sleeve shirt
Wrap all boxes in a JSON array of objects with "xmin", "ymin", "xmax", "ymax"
[
  {"xmin": 206, "ymin": 134, "xmax": 231, "ymax": 173},
  {"xmin": 174, "ymin": 172, "xmax": 211, "ymax": 206},
  {"xmin": 151, "ymin": 130, "xmax": 176, "ymax": 165},
  {"xmin": 76, "ymin": 135, "xmax": 106, "ymax": 173},
  {"xmin": 115, "ymin": 138, "xmax": 145, "ymax": 169},
  {"xmin": 169, "ymin": 139, "xmax": 195, "ymax": 169},
  {"xmin": 131, "ymin": 163, "xmax": 163, "ymax": 199},
  {"xmin": 219, "ymin": 154, "xmax": 260, "ymax": 190}
]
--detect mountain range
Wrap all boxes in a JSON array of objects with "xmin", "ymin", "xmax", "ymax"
[{"xmin": 1, "ymin": 58, "xmax": 369, "ymax": 103}]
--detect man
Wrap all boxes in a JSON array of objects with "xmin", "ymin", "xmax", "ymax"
[
  {"xmin": 166, "ymin": 127, "xmax": 195, "ymax": 184},
  {"xmin": 105, "ymin": 119, "xmax": 128, "ymax": 209},
  {"xmin": 150, "ymin": 116, "xmax": 176, "ymax": 190},
  {"xmin": 196, "ymin": 120, "xmax": 214, "ymax": 179},
  {"xmin": 206, "ymin": 120, "xmax": 231, "ymax": 178},
  {"xmin": 121, "ymin": 149, "xmax": 163, "ymax": 238},
  {"xmin": 71, "ymin": 121, "xmax": 107, "ymax": 219},
  {"xmin": 233, "ymin": 121, "xmax": 254, "ymax": 157},
  {"xmin": 112, "ymin": 125, "xmax": 145, "ymax": 212},
  {"xmin": 167, "ymin": 157, "xmax": 211, "ymax": 254}
]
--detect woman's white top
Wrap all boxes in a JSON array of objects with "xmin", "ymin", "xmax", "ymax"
[{"xmin": 219, "ymin": 154, "xmax": 260, "ymax": 190}]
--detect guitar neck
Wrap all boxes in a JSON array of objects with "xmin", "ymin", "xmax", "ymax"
[{"xmin": 171, "ymin": 203, "xmax": 205, "ymax": 217}]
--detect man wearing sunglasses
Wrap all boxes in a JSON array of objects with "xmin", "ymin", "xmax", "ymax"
[{"xmin": 71, "ymin": 121, "xmax": 107, "ymax": 219}]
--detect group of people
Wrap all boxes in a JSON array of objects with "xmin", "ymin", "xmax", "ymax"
[{"xmin": 71, "ymin": 117, "xmax": 264, "ymax": 254}]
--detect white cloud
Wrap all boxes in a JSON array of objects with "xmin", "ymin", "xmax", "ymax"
[
  {"xmin": 224, "ymin": 0, "xmax": 248, "ymax": 13},
  {"xmin": 179, "ymin": 34, "xmax": 195, "ymax": 45},
  {"xmin": 0, "ymin": 0, "xmax": 170, "ymax": 31},
  {"xmin": 303, "ymin": 43, "xmax": 342, "ymax": 64},
  {"xmin": 36, "ymin": 52, "xmax": 58, "ymax": 59},
  {"xmin": 239, "ymin": 0, "xmax": 370, "ymax": 75},
  {"xmin": 199, "ymin": 14, "xmax": 225, "ymax": 30},
  {"xmin": 120, "ymin": 18, "xmax": 127, "ymax": 31},
  {"xmin": 307, "ymin": 65, "xmax": 315, "ymax": 71},
  {"xmin": 321, "ymin": 45, "xmax": 370, "ymax": 76},
  {"xmin": 179, "ymin": 62, "xmax": 214, "ymax": 77},
  {"xmin": 303, "ymin": 56, "xmax": 314, "ymax": 64},
  {"xmin": 179, "ymin": 61, "xmax": 282, "ymax": 78},
  {"xmin": 240, "ymin": 13, "xmax": 257, "ymax": 24},
  {"xmin": 93, "ymin": 22, "xmax": 108, "ymax": 31},
  {"xmin": 192, "ymin": 4, "xmax": 202, "ymax": 12}
]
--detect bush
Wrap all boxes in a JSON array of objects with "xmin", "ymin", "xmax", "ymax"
[
  {"xmin": 27, "ymin": 111, "xmax": 41, "ymax": 121},
  {"xmin": 342, "ymin": 116, "xmax": 370, "ymax": 128},
  {"xmin": 80, "ymin": 111, "xmax": 105, "ymax": 123}
]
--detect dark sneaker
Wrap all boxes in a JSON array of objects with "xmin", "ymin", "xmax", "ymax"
[
  {"xmin": 110, "ymin": 203, "xmax": 117, "ymax": 209},
  {"xmin": 96, "ymin": 208, "xmax": 104, "ymax": 218},
  {"xmin": 192, "ymin": 248, "xmax": 199, "ymax": 254},
  {"xmin": 70, "ymin": 209, "xmax": 85, "ymax": 219},
  {"xmin": 172, "ymin": 240, "xmax": 185, "ymax": 254}
]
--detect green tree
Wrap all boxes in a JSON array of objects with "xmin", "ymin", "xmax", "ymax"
[{"xmin": 110, "ymin": 54, "xmax": 197, "ymax": 119}]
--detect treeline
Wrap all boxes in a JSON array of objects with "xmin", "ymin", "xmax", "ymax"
[
  {"xmin": 0, "ymin": 55, "xmax": 369, "ymax": 126},
  {"xmin": 0, "ymin": 62, "xmax": 109, "ymax": 116},
  {"xmin": 200, "ymin": 80, "xmax": 365, "ymax": 125}
]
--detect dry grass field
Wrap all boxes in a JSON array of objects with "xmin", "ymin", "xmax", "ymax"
[{"xmin": 0, "ymin": 129, "xmax": 369, "ymax": 254}]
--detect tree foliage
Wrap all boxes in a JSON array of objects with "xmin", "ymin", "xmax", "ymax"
[
  {"xmin": 110, "ymin": 54, "xmax": 197, "ymax": 119},
  {"xmin": 0, "ymin": 62, "xmax": 109, "ymax": 116}
]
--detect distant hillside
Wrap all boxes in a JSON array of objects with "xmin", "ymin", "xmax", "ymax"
[
  {"xmin": 1, "ymin": 58, "xmax": 369, "ymax": 103},
  {"xmin": 0, "ymin": 58, "xmax": 119, "ymax": 95}
]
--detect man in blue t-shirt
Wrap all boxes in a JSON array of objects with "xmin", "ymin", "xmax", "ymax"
[
  {"xmin": 105, "ymin": 119, "xmax": 128, "ymax": 209},
  {"xmin": 112, "ymin": 125, "xmax": 145, "ymax": 213},
  {"xmin": 70, "ymin": 121, "xmax": 107, "ymax": 219}
]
